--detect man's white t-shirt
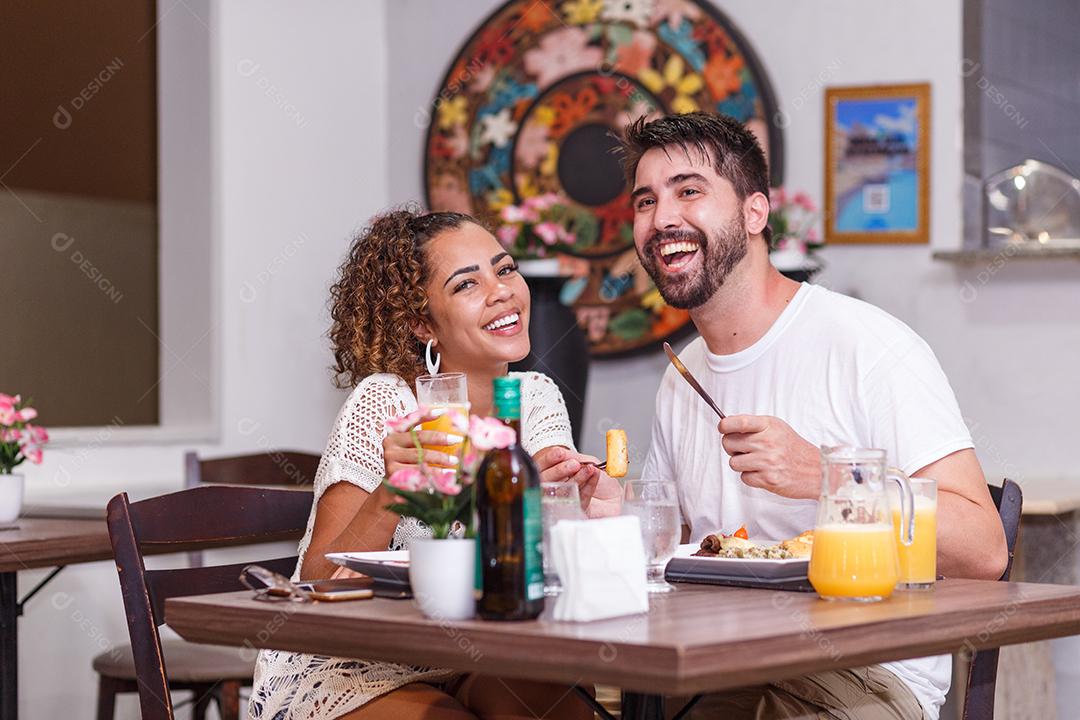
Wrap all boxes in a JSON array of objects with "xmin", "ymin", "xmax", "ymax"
[{"xmin": 642, "ymin": 283, "xmax": 973, "ymax": 719}]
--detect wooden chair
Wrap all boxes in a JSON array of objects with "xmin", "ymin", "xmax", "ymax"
[
  {"xmin": 961, "ymin": 479, "xmax": 1023, "ymax": 720},
  {"xmin": 183, "ymin": 449, "xmax": 321, "ymax": 489},
  {"xmin": 103, "ymin": 486, "xmax": 312, "ymax": 720},
  {"xmin": 183, "ymin": 449, "xmax": 320, "ymax": 568}
]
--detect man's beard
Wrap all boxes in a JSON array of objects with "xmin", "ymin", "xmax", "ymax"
[{"xmin": 637, "ymin": 214, "xmax": 748, "ymax": 310}]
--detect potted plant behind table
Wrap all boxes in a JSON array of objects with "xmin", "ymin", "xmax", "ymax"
[
  {"xmin": 768, "ymin": 187, "xmax": 825, "ymax": 283},
  {"xmin": 496, "ymin": 193, "xmax": 591, "ymax": 447},
  {"xmin": 0, "ymin": 394, "xmax": 49, "ymax": 524},
  {"xmin": 382, "ymin": 406, "xmax": 515, "ymax": 620}
]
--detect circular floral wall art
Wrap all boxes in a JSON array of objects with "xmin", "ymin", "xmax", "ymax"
[{"xmin": 424, "ymin": 0, "xmax": 783, "ymax": 357}]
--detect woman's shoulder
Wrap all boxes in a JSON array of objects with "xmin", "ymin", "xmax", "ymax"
[
  {"xmin": 340, "ymin": 373, "xmax": 415, "ymax": 413},
  {"xmin": 509, "ymin": 369, "xmax": 552, "ymax": 388},
  {"xmin": 509, "ymin": 371, "xmax": 565, "ymax": 403}
]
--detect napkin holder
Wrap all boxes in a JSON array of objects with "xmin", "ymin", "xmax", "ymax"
[{"xmin": 550, "ymin": 515, "xmax": 649, "ymax": 622}]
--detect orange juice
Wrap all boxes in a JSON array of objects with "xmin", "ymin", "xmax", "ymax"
[
  {"xmin": 419, "ymin": 404, "xmax": 468, "ymax": 464},
  {"xmin": 809, "ymin": 523, "xmax": 899, "ymax": 600},
  {"xmin": 893, "ymin": 497, "xmax": 937, "ymax": 587}
]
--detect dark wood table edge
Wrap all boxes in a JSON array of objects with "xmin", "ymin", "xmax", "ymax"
[{"xmin": 165, "ymin": 583, "xmax": 1080, "ymax": 697}]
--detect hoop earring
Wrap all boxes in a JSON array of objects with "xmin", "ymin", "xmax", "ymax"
[{"xmin": 425, "ymin": 338, "xmax": 441, "ymax": 375}]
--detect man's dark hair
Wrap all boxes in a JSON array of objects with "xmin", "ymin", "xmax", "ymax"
[{"xmin": 619, "ymin": 112, "xmax": 771, "ymax": 244}]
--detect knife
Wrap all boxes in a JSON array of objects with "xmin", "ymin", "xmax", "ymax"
[{"xmin": 663, "ymin": 342, "xmax": 726, "ymax": 419}]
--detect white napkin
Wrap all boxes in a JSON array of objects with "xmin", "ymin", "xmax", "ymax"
[{"xmin": 550, "ymin": 515, "xmax": 649, "ymax": 622}]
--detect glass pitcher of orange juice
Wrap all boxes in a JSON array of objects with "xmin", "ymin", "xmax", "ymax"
[
  {"xmin": 415, "ymin": 373, "xmax": 469, "ymax": 467},
  {"xmin": 809, "ymin": 446, "xmax": 914, "ymax": 602}
]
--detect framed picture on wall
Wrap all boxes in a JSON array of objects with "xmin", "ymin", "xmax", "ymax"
[{"xmin": 824, "ymin": 83, "xmax": 930, "ymax": 244}]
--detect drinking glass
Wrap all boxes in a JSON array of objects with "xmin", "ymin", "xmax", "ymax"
[
  {"xmin": 540, "ymin": 482, "xmax": 584, "ymax": 596},
  {"xmin": 891, "ymin": 478, "xmax": 937, "ymax": 589},
  {"xmin": 415, "ymin": 373, "xmax": 469, "ymax": 466},
  {"xmin": 621, "ymin": 479, "xmax": 680, "ymax": 593}
]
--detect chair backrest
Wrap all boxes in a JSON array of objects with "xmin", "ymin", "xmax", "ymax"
[
  {"xmin": 987, "ymin": 480, "xmax": 1022, "ymax": 582},
  {"xmin": 962, "ymin": 479, "xmax": 1023, "ymax": 720},
  {"xmin": 184, "ymin": 449, "xmax": 321, "ymax": 488},
  {"xmin": 183, "ymin": 450, "xmax": 320, "ymax": 567},
  {"xmin": 107, "ymin": 486, "xmax": 312, "ymax": 720}
]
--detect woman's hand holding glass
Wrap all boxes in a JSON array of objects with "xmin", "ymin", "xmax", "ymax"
[
  {"xmin": 382, "ymin": 425, "xmax": 463, "ymax": 477},
  {"xmin": 414, "ymin": 373, "xmax": 470, "ymax": 468}
]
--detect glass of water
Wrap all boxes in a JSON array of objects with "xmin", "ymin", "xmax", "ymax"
[
  {"xmin": 622, "ymin": 479, "xmax": 680, "ymax": 593},
  {"xmin": 541, "ymin": 481, "xmax": 584, "ymax": 596}
]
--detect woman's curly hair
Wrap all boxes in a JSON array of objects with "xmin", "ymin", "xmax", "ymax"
[{"xmin": 329, "ymin": 207, "xmax": 477, "ymax": 388}]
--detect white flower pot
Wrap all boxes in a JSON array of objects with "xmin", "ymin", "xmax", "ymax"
[
  {"xmin": 516, "ymin": 258, "xmax": 563, "ymax": 278},
  {"xmin": 0, "ymin": 473, "xmax": 24, "ymax": 524},
  {"xmin": 408, "ymin": 537, "xmax": 476, "ymax": 621}
]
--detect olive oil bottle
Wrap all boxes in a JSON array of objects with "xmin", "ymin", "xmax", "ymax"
[{"xmin": 476, "ymin": 376, "xmax": 544, "ymax": 620}]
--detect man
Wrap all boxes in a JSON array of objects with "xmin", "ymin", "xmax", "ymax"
[{"xmin": 622, "ymin": 112, "xmax": 1007, "ymax": 720}]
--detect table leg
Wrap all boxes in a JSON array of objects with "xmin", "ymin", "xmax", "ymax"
[
  {"xmin": 621, "ymin": 691, "xmax": 665, "ymax": 719},
  {"xmin": 0, "ymin": 571, "xmax": 17, "ymax": 720}
]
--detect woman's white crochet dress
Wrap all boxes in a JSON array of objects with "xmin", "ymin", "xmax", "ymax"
[{"xmin": 248, "ymin": 371, "xmax": 575, "ymax": 719}]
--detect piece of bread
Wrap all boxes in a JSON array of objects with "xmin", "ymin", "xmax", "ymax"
[
  {"xmin": 605, "ymin": 429, "xmax": 629, "ymax": 478},
  {"xmin": 780, "ymin": 539, "xmax": 813, "ymax": 558}
]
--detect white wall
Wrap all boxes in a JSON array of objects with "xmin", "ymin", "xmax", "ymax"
[
  {"xmin": 17, "ymin": 0, "xmax": 1080, "ymax": 716},
  {"xmin": 17, "ymin": 1, "xmax": 389, "ymax": 717},
  {"xmin": 386, "ymin": 0, "xmax": 1080, "ymax": 483}
]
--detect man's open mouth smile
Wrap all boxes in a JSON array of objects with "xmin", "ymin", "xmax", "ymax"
[{"xmin": 658, "ymin": 239, "xmax": 701, "ymax": 271}]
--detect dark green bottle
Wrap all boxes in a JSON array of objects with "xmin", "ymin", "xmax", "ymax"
[{"xmin": 476, "ymin": 376, "xmax": 544, "ymax": 620}]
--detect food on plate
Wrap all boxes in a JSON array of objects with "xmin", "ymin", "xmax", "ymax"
[
  {"xmin": 779, "ymin": 530, "xmax": 815, "ymax": 558},
  {"xmin": 605, "ymin": 429, "xmax": 628, "ymax": 478},
  {"xmin": 693, "ymin": 529, "xmax": 815, "ymax": 560}
]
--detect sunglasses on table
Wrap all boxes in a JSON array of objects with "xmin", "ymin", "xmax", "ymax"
[
  {"xmin": 240, "ymin": 565, "xmax": 396, "ymax": 602},
  {"xmin": 239, "ymin": 565, "xmax": 315, "ymax": 603}
]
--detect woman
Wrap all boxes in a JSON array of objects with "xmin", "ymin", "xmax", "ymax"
[{"xmin": 250, "ymin": 208, "xmax": 616, "ymax": 720}]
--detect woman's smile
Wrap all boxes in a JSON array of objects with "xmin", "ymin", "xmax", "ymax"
[{"xmin": 482, "ymin": 309, "xmax": 523, "ymax": 336}]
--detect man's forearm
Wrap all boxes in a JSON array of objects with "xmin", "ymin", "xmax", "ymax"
[{"xmin": 936, "ymin": 490, "xmax": 1008, "ymax": 580}]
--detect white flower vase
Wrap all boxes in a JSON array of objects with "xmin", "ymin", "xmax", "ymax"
[
  {"xmin": 769, "ymin": 236, "xmax": 810, "ymax": 271},
  {"xmin": 408, "ymin": 537, "xmax": 476, "ymax": 621},
  {"xmin": 515, "ymin": 257, "xmax": 563, "ymax": 278},
  {"xmin": 0, "ymin": 473, "xmax": 24, "ymax": 524}
]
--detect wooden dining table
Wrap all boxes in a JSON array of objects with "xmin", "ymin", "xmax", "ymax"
[
  {"xmin": 167, "ymin": 578, "xmax": 1080, "ymax": 719},
  {"xmin": 0, "ymin": 516, "xmax": 126, "ymax": 720},
  {"xmin": 0, "ymin": 506, "xmax": 301, "ymax": 720}
]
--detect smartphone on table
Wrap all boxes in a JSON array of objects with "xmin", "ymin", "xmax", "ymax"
[
  {"xmin": 291, "ymin": 577, "xmax": 411, "ymax": 601},
  {"xmin": 294, "ymin": 578, "xmax": 374, "ymax": 601}
]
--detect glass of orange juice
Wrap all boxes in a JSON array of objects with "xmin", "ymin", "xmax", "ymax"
[
  {"xmin": 415, "ymin": 373, "xmax": 469, "ymax": 466},
  {"xmin": 890, "ymin": 478, "xmax": 937, "ymax": 589},
  {"xmin": 809, "ymin": 446, "xmax": 913, "ymax": 602}
]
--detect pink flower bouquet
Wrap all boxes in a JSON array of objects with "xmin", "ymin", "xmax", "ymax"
[
  {"xmin": 382, "ymin": 406, "xmax": 514, "ymax": 539},
  {"xmin": 0, "ymin": 393, "xmax": 49, "ymax": 474},
  {"xmin": 767, "ymin": 187, "xmax": 824, "ymax": 258},
  {"xmin": 495, "ymin": 193, "xmax": 585, "ymax": 259}
]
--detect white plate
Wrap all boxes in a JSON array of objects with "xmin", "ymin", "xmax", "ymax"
[
  {"xmin": 666, "ymin": 543, "xmax": 809, "ymax": 581},
  {"xmin": 326, "ymin": 550, "xmax": 411, "ymax": 583}
]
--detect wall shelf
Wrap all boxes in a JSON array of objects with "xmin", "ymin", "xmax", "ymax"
[{"xmin": 933, "ymin": 245, "xmax": 1080, "ymax": 264}]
